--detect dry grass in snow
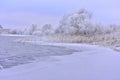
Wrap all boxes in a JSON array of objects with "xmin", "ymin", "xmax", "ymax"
[{"xmin": 15, "ymin": 33, "xmax": 120, "ymax": 52}]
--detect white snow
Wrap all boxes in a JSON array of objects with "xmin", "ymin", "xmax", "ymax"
[
  {"xmin": 0, "ymin": 34, "xmax": 31, "ymax": 37},
  {"xmin": 0, "ymin": 35, "xmax": 120, "ymax": 80}
]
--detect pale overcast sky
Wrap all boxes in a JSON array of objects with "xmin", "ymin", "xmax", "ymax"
[{"xmin": 0, "ymin": 0, "xmax": 120, "ymax": 28}]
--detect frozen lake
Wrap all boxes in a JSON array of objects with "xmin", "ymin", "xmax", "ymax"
[
  {"xmin": 0, "ymin": 36, "xmax": 76, "ymax": 69},
  {"xmin": 1, "ymin": 35, "xmax": 120, "ymax": 80}
]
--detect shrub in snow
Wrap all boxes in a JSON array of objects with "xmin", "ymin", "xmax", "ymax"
[{"xmin": 32, "ymin": 30, "xmax": 43, "ymax": 35}]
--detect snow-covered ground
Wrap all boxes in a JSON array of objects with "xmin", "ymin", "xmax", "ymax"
[{"xmin": 0, "ymin": 35, "xmax": 120, "ymax": 80}]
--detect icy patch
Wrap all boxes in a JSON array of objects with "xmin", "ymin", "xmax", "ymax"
[{"xmin": 0, "ymin": 36, "xmax": 77, "ymax": 69}]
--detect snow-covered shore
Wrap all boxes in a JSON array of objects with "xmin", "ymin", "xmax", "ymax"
[{"xmin": 0, "ymin": 35, "xmax": 120, "ymax": 80}]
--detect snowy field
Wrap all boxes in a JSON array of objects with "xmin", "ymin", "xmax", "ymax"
[{"xmin": 0, "ymin": 35, "xmax": 120, "ymax": 80}]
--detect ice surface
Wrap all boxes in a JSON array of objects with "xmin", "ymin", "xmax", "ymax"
[
  {"xmin": 0, "ymin": 36, "xmax": 76, "ymax": 69},
  {"xmin": 0, "ymin": 35, "xmax": 120, "ymax": 80}
]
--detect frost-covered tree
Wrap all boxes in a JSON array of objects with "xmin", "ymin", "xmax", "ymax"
[
  {"xmin": 0, "ymin": 25, "xmax": 3, "ymax": 29},
  {"xmin": 0, "ymin": 25, "xmax": 3, "ymax": 34},
  {"xmin": 42, "ymin": 24, "xmax": 54, "ymax": 35},
  {"xmin": 29, "ymin": 24, "xmax": 37, "ymax": 35},
  {"xmin": 23, "ymin": 24, "xmax": 38, "ymax": 35},
  {"xmin": 10, "ymin": 30, "xmax": 17, "ymax": 34},
  {"xmin": 56, "ymin": 9, "xmax": 94, "ymax": 35}
]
